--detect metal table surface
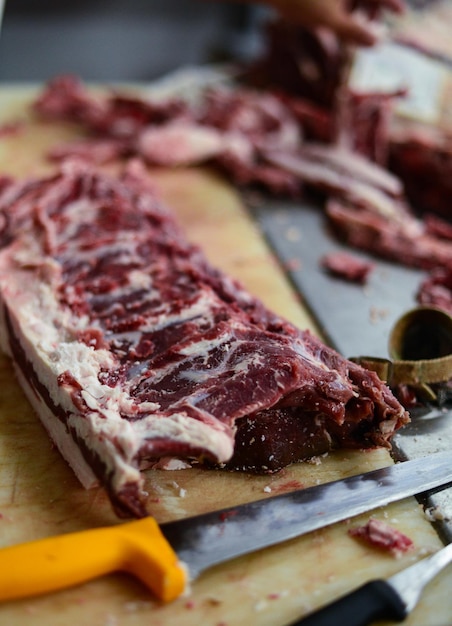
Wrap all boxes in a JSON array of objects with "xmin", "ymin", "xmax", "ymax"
[{"xmin": 252, "ymin": 197, "xmax": 452, "ymax": 543}]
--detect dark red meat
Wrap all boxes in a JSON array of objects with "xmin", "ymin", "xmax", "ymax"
[
  {"xmin": 321, "ymin": 251, "xmax": 375, "ymax": 284},
  {"xmin": 417, "ymin": 267, "xmax": 452, "ymax": 315},
  {"xmin": 34, "ymin": 74, "xmax": 190, "ymax": 138},
  {"xmin": 389, "ymin": 123, "xmax": 452, "ymax": 220},
  {"xmin": 349, "ymin": 517, "xmax": 414, "ymax": 556},
  {"xmin": 327, "ymin": 199, "xmax": 452, "ymax": 270},
  {"xmin": 244, "ymin": 20, "xmax": 348, "ymax": 109}
]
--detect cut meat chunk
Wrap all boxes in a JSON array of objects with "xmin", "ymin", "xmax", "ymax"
[
  {"xmin": 33, "ymin": 74, "xmax": 191, "ymax": 138},
  {"xmin": 265, "ymin": 145, "xmax": 409, "ymax": 224},
  {"xmin": 349, "ymin": 517, "xmax": 414, "ymax": 557},
  {"xmin": 137, "ymin": 122, "xmax": 226, "ymax": 166},
  {"xmin": 48, "ymin": 137, "xmax": 130, "ymax": 164},
  {"xmin": 0, "ymin": 161, "xmax": 409, "ymax": 518},
  {"xmin": 298, "ymin": 143, "xmax": 403, "ymax": 197},
  {"xmin": 335, "ymin": 89, "xmax": 405, "ymax": 166},
  {"xmin": 244, "ymin": 20, "xmax": 348, "ymax": 108},
  {"xmin": 424, "ymin": 214, "xmax": 452, "ymax": 242},
  {"xmin": 417, "ymin": 267, "xmax": 452, "ymax": 315},
  {"xmin": 389, "ymin": 123, "xmax": 452, "ymax": 220},
  {"xmin": 327, "ymin": 199, "xmax": 452, "ymax": 270},
  {"xmin": 321, "ymin": 251, "xmax": 375, "ymax": 284}
]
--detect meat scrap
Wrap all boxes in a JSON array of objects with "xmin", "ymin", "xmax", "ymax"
[
  {"xmin": 0, "ymin": 161, "xmax": 408, "ymax": 518},
  {"xmin": 33, "ymin": 74, "xmax": 191, "ymax": 137},
  {"xmin": 244, "ymin": 19, "xmax": 349, "ymax": 109},
  {"xmin": 417, "ymin": 267, "xmax": 452, "ymax": 315},
  {"xmin": 336, "ymin": 89, "xmax": 406, "ymax": 166},
  {"xmin": 264, "ymin": 143, "xmax": 452, "ymax": 274},
  {"xmin": 321, "ymin": 251, "xmax": 375, "ymax": 284},
  {"xmin": 0, "ymin": 121, "xmax": 24, "ymax": 138},
  {"xmin": 389, "ymin": 123, "xmax": 452, "ymax": 220},
  {"xmin": 327, "ymin": 199, "xmax": 452, "ymax": 271},
  {"xmin": 349, "ymin": 517, "xmax": 414, "ymax": 557},
  {"xmin": 265, "ymin": 144, "xmax": 407, "ymax": 222},
  {"xmin": 424, "ymin": 214, "xmax": 452, "ymax": 242}
]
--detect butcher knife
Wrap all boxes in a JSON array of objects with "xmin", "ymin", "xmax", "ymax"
[
  {"xmin": 0, "ymin": 450, "xmax": 450, "ymax": 604},
  {"xmin": 291, "ymin": 541, "xmax": 452, "ymax": 626}
]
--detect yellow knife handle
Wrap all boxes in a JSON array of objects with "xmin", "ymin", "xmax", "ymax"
[{"xmin": 0, "ymin": 517, "xmax": 187, "ymax": 603}]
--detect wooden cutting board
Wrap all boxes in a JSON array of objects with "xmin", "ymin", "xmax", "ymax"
[{"xmin": 0, "ymin": 86, "xmax": 450, "ymax": 626}]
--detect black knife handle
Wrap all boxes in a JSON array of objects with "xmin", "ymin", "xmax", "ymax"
[{"xmin": 290, "ymin": 580, "xmax": 407, "ymax": 626}]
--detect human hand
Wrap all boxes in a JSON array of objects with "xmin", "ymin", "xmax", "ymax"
[{"xmin": 262, "ymin": 0, "xmax": 405, "ymax": 46}]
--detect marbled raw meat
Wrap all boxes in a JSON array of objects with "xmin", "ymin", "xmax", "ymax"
[{"xmin": 0, "ymin": 161, "xmax": 409, "ymax": 517}]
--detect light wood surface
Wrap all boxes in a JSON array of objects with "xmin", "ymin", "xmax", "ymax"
[{"xmin": 0, "ymin": 86, "xmax": 450, "ymax": 625}]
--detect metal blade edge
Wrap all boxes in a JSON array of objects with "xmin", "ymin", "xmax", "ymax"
[{"xmin": 161, "ymin": 450, "xmax": 452, "ymax": 579}]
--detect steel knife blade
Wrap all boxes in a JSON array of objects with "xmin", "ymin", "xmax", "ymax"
[{"xmin": 0, "ymin": 450, "xmax": 450, "ymax": 604}]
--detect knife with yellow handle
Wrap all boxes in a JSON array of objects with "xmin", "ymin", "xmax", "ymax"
[
  {"xmin": 0, "ymin": 450, "xmax": 450, "ymax": 604},
  {"xmin": 0, "ymin": 516, "xmax": 186, "ymax": 603}
]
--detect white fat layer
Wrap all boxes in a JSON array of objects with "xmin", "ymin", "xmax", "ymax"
[
  {"xmin": 94, "ymin": 288, "xmax": 220, "ymax": 347},
  {"xmin": 57, "ymin": 198, "xmax": 98, "ymax": 240},
  {"xmin": 140, "ymin": 289, "xmax": 218, "ymax": 333},
  {"xmin": 0, "ymin": 255, "xmax": 234, "ymax": 494},
  {"xmin": 13, "ymin": 363, "xmax": 99, "ymax": 489},
  {"xmin": 64, "ymin": 241, "xmax": 142, "ymax": 265}
]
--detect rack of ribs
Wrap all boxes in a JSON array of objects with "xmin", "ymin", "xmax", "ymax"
[{"xmin": 0, "ymin": 160, "xmax": 408, "ymax": 517}]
